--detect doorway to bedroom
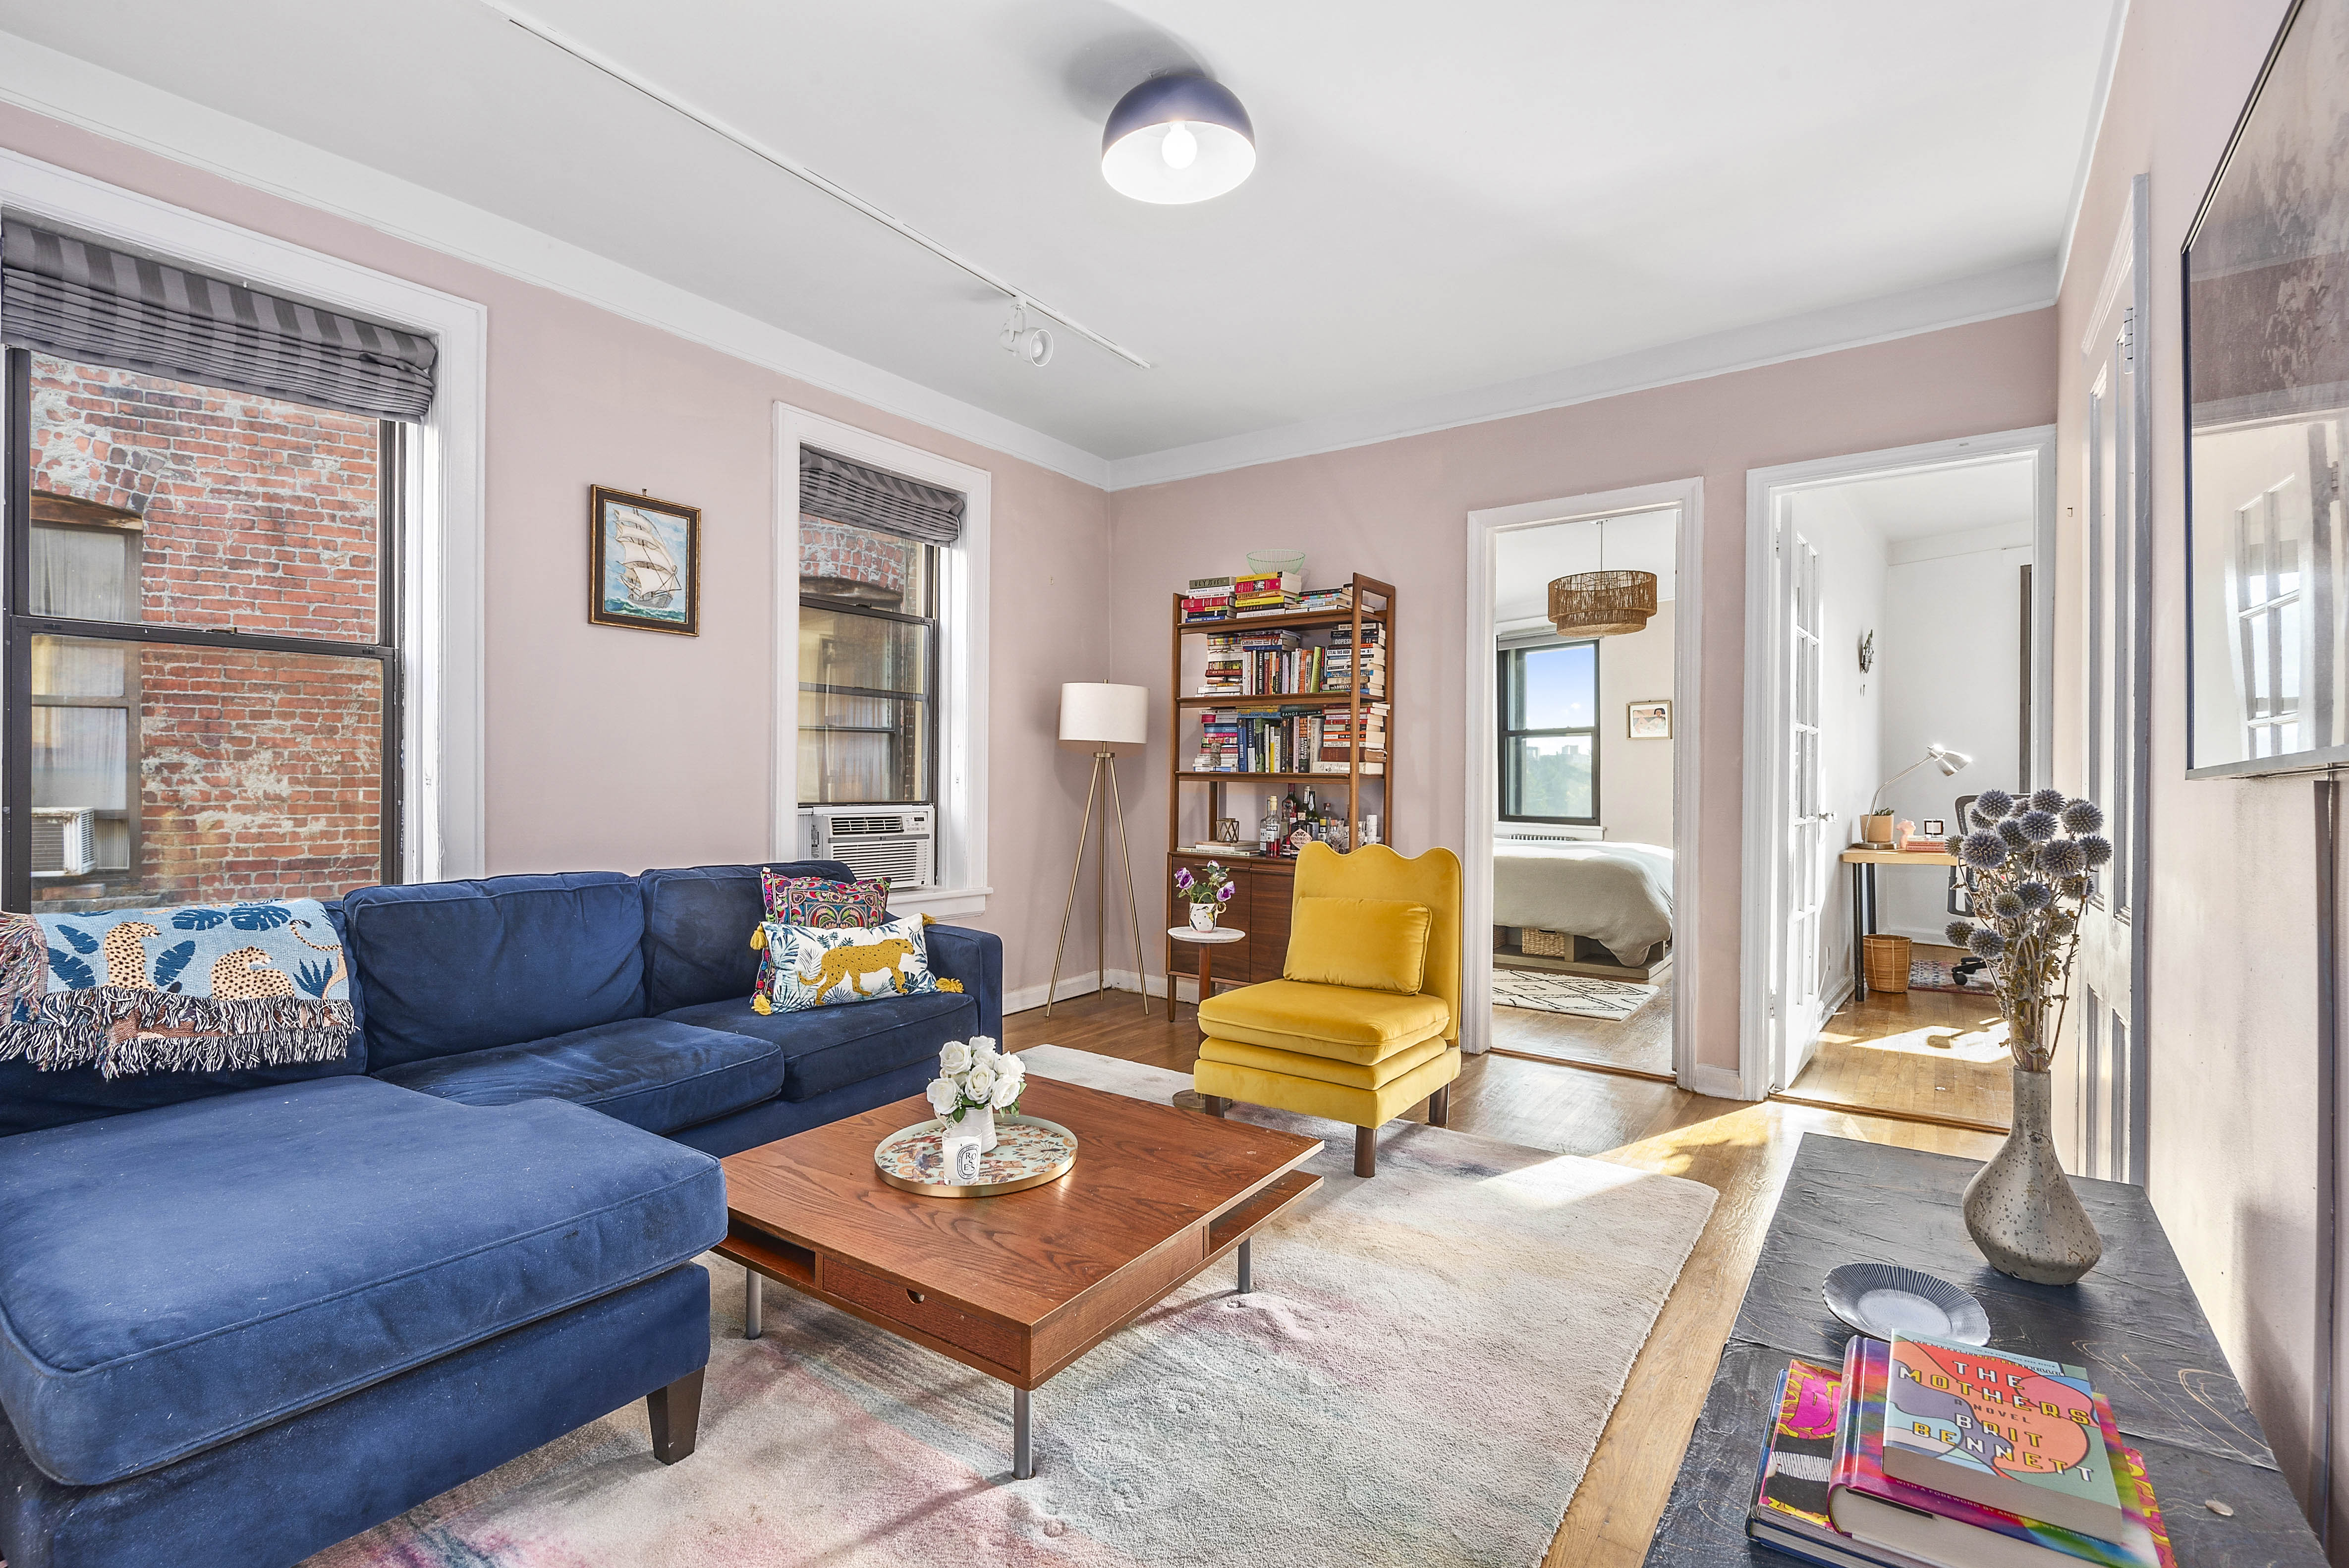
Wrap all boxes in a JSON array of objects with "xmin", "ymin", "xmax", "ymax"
[{"xmin": 1466, "ymin": 484, "xmax": 1697, "ymax": 1081}]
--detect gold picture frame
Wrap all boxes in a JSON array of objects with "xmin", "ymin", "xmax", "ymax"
[{"xmin": 589, "ymin": 485, "xmax": 700, "ymax": 635}]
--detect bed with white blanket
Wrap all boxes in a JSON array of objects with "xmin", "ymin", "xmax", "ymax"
[{"xmin": 1492, "ymin": 840, "xmax": 1675, "ymax": 967}]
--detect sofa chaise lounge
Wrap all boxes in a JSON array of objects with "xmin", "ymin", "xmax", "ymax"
[{"xmin": 0, "ymin": 860, "xmax": 1001, "ymax": 1568}]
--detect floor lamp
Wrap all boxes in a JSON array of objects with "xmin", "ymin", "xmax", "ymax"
[{"xmin": 1046, "ymin": 682, "xmax": 1154, "ymax": 1018}]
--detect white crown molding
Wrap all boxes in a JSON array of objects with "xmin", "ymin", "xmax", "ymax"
[
  {"xmin": 2055, "ymin": 0, "xmax": 2136, "ymax": 293},
  {"xmin": 0, "ymin": 29, "xmax": 1112, "ymax": 489},
  {"xmin": 1105, "ymin": 260, "xmax": 2058, "ymax": 490}
]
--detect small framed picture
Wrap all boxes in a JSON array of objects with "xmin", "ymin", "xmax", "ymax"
[
  {"xmin": 1627, "ymin": 699, "xmax": 1672, "ymax": 739},
  {"xmin": 1921, "ymin": 818, "xmax": 1947, "ymax": 837},
  {"xmin": 589, "ymin": 485, "xmax": 700, "ymax": 635}
]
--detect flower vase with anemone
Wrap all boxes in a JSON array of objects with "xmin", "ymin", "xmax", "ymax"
[
  {"xmin": 1179, "ymin": 861, "xmax": 1235, "ymax": 931},
  {"xmin": 925, "ymin": 1035, "xmax": 1023, "ymax": 1153},
  {"xmin": 1944, "ymin": 788, "xmax": 2113, "ymax": 1283}
]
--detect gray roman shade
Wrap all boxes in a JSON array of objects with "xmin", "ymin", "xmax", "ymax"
[
  {"xmin": 0, "ymin": 217, "xmax": 436, "ymax": 420},
  {"xmin": 800, "ymin": 447, "xmax": 964, "ymax": 546}
]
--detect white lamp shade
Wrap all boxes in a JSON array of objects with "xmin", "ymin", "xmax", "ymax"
[{"xmin": 1060, "ymin": 682, "xmax": 1148, "ymax": 748}]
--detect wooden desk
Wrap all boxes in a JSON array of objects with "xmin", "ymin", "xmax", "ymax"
[
  {"xmin": 1838, "ymin": 846, "xmax": 1961, "ymax": 999},
  {"xmin": 1642, "ymin": 1134, "xmax": 2325, "ymax": 1567}
]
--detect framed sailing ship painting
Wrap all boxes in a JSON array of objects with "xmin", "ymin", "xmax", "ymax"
[
  {"xmin": 588, "ymin": 486, "xmax": 700, "ymax": 636},
  {"xmin": 2182, "ymin": 0, "xmax": 2349, "ymax": 776}
]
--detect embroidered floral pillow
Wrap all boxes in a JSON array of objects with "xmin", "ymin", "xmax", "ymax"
[
  {"xmin": 752, "ymin": 872, "xmax": 890, "ymax": 998},
  {"xmin": 754, "ymin": 914, "xmax": 938, "ymax": 1013}
]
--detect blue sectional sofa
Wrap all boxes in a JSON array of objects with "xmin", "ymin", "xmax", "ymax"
[{"xmin": 0, "ymin": 860, "xmax": 1003, "ymax": 1568}]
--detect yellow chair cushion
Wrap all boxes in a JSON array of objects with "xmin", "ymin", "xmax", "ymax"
[
  {"xmin": 1283, "ymin": 896, "xmax": 1432, "ymax": 994},
  {"xmin": 1194, "ymin": 1044, "xmax": 1460, "ymax": 1130},
  {"xmin": 1199, "ymin": 1032, "xmax": 1449, "ymax": 1090},
  {"xmin": 1194, "ymin": 979, "xmax": 1449, "ymax": 1064}
]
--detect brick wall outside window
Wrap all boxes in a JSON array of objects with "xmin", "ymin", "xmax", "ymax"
[{"xmin": 27, "ymin": 357, "xmax": 384, "ymax": 911}]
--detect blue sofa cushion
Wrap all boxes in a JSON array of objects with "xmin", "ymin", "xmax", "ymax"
[
  {"xmin": 341, "ymin": 872, "xmax": 648, "ymax": 1070},
  {"xmin": 638, "ymin": 860, "xmax": 855, "ymax": 1015},
  {"xmin": 372, "ymin": 1017, "xmax": 783, "ymax": 1134},
  {"xmin": 660, "ymin": 990, "xmax": 974, "ymax": 1103},
  {"xmin": 0, "ymin": 1076, "xmax": 722, "ymax": 1488}
]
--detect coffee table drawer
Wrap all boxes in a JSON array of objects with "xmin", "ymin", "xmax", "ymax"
[{"xmin": 821, "ymin": 1256, "xmax": 1025, "ymax": 1371}]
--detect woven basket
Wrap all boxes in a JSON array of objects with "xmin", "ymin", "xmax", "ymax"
[
  {"xmin": 1549, "ymin": 570, "xmax": 1658, "ymax": 636},
  {"xmin": 1862, "ymin": 933, "xmax": 1912, "ymax": 994},
  {"xmin": 1520, "ymin": 927, "xmax": 1570, "ymax": 958}
]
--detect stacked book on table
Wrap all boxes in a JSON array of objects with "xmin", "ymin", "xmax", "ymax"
[
  {"xmin": 1751, "ymin": 1334, "xmax": 2174, "ymax": 1568},
  {"xmin": 1180, "ymin": 576, "xmax": 1234, "ymax": 624}
]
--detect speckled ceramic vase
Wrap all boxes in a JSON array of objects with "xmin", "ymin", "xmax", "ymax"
[{"xmin": 1962, "ymin": 1067, "xmax": 2102, "ymax": 1285}]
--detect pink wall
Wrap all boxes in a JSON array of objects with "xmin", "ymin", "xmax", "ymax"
[
  {"xmin": 1110, "ymin": 313, "xmax": 2057, "ymax": 1067},
  {"xmin": 2052, "ymin": 0, "xmax": 2340, "ymax": 1546},
  {"xmin": 0, "ymin": 103, "xmax": 1117, "ymax": 998}
]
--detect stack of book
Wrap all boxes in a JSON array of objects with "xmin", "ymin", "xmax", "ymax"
[
  {"xmin": 1318, "ymin": 702, "xmax": 1387, "ymax": 774},
  {"xmin": 1191, "ymin": 704, "xmax": 1327, "ymax": 775},
  {"xmin": 1323, "ymin": 621, "xmax": 1387, "ymax": 697},
  {"xmin": 1199, "ymin": 632, "xmax": 1244, "ymax": 697},
  {"xmin": 1180, "ymin": 576, "xmax": 1235, "ymax": 624},
  {"xmin": 1233, "ymin": 572, "xmax": 1300, "ymax": 616},
  {"xmin": 1294, "ymin": 583, "xmax": 1355, "ymax": 614},
  {"xmin": 1750, "ymin": 1333, "xmax": 2175, "ymax": 1568},
  {"xmin": 1196, "ymin": 631, "xmax": 1327, "ymax": 697}
]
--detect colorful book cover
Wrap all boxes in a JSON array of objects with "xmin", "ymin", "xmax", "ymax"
[
  {"xmin": 1755, "ymin": 1357, "xmax": 1846, "ymax": 1530},
  {"xmin": 1881, "ymin": 1334, "xmax": 2124, "ymax": 1536},
  {"xmin": 1836, "ymin": 1338, "xmax": 2160, "ymax": 1568}
]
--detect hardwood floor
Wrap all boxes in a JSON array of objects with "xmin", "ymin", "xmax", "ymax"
[
  {"xmin": 1782, "ymin": 945, "xmax": 2013, "ymax": 1130},
  {"xmin": 1491, "ymin": 969, "xmax": 1675, "ymax": 1077},
  {"xmin": 1004, "ymin": 991, "xmax": 2004, "ymax": 1568}
]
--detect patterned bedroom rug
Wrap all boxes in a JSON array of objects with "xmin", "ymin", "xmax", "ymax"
[
  {"xmin": 1491, "ymin": 966, "xmax": 1659, "ymax": 1021},
  {"xmin": 1909, "ymin": 959, "xmax": 1998, "ymax": 995},
  {"xmin": 309, "ymin": 1046, "xmax": 1715, "ymax": 1568}
]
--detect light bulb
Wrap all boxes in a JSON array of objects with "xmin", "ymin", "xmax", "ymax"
[{"xmin": 1161, "ymin": 122, "xmax": 1198, "ymax": 169}]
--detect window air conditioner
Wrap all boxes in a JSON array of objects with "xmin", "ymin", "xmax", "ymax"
[
  {"xmin": 31, "ymin": 807, "xmax": 97, "ymax": 877},
  {"xmin": 799, "ymin": 804, "xmax": 936, "ymax": 891}
]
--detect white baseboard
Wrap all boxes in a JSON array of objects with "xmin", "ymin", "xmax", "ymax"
[
  {"xmin": 1002, "ymin": 967, "xmax": 1151, "ymax": 1016},
  {"xmin": 1689, "ymin": 1064, "xmax": 1751, "ymax": 1101}
]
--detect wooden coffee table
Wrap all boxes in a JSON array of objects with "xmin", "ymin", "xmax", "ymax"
[{"xmin": 714, "ymin": 1076, "xmax": 1323, "ymax": 1477}]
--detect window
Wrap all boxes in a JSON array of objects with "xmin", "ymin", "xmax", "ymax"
[
  {"xmin": 1499, "ymin": 639, "xmax": 1598, "ymax": 824},
  {"xmin": 5, "ymin": 352, "xmax": 402, "ymax": 912},
  {"xmin": 797, "ymin": 515, "xmax": 936, "ymax": 804}
]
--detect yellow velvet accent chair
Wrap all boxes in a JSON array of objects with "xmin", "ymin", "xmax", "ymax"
[{"xmin": 1192, "ymin": 842, "xmax": 1461, "ymax": 1176}]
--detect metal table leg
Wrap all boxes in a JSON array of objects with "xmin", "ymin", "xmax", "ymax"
[
  {"xmin": 1851, "ymin": 861, "xmax": 1869, "ymax": 1001},
  {"xmin": 744, "ymin": 1267, "xmax": 763, "ymax": 1341},
  {"xmin": 1237, "ymin": 1236, "xmax": 1253, "ymax": 1294},
  {"xmin": 1012, "ymin": 1385, "xmax": 1034, "ymax": 1479}
]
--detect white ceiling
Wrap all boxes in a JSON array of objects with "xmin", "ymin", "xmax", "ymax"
[
  {"xmin": 1495, "ymin": 510, "xmax": 1678, "ymax": 625},
  {"xmin": 0, "ymin": 0, "xmax": 2120, "ymax": 471},
  {"xmin": 1796, "ymin": 456, "xmax": 2038, "ymax": 541}
]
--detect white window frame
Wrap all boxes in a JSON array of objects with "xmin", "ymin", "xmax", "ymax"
[
  {"xmin": 773, "ymin": 404, "xmax": 989, "ymax": 917},
  {"xmin": 0, "ymin": 145, "xmax": 488, "ymax": 883}
]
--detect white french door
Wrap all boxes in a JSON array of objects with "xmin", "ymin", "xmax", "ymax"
[
  {"xmin": 2073, "ymin": 179, "xmax": 2151, "ymax": 1183},
  {"xmin": 1779, "ymin": 517, "xmax": 1832, "ymax": 1085}
]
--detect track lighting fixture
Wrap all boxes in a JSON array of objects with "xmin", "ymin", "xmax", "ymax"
[{"xmin": 1000, "ymin": 300, "xmax": 1055, "ymax": 367}]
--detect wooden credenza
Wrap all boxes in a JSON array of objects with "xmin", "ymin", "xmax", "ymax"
[{"xmin": 1167, "ymin": 851, "xmax": 1295, "ymax": 993}]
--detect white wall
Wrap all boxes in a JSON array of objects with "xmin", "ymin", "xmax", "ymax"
[
  {"xmin": 1876, "ymin": 522, "xmax": 2035, "ymax": 941},
  {"xmin": 1788, "ymin": 486, "xmax": 1888, "ymax": 1001}
]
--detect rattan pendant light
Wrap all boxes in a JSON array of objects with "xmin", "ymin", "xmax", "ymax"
[{"xmin": 1548, "ymin": 516, "xmax": 1658, "ymax": 637}]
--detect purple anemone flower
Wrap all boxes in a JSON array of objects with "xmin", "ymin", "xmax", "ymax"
[
  {"xmin": 1216, "ymin": 881, "xmax": 1234, "ymax": 902},
  {"xmin": 1174, "ymin": 868, "xmax": 1194, "ymax": 891}
]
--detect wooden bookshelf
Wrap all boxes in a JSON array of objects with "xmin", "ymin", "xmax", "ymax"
[{"xmin": 1165, "ymin": 573, "xmax": 1396, "ymax": 992}]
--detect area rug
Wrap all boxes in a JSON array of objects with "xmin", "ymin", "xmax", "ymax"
[
  {"xmin": 1909, "ymin": 958, "xmax": 1997, "ymax": 995},
  {"xmin": 308, "ymin": 1046, "xmax": 1715, "ymax": 1568},
  {"xmin": 1491, "ymin": 966, "xmax": 1659, "ymax": 1020}
]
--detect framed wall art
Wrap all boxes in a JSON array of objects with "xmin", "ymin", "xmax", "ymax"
[
  {"xmin": 589, "ymin": 485, "xmax": 700, "ymax": 636},
  {"xmin": 1628, "ymin": 699, "xmax": 1672, "ymax": 739},
  {"xmin": 2182, "ymin": 0, "xmax": 2349, "ymax": 776}
]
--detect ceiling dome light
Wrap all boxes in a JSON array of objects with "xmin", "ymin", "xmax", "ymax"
[{"xmin": 1102, "ymin": 74, "xmax": 1255, "ymax": 204}]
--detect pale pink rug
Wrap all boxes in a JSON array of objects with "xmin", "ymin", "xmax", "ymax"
[{"xmin": 308, "ymin": 1046, "xmax": 1714, "ymax": 1568}]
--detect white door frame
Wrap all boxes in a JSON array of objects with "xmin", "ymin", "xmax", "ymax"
[
  {"xmin": 1739, "ymin": 426, "xmax": 2058, "ymax": 1100},
  {"xmin": 1462, "ymin": 477, "xmax": 1703, "ymax": 1084}
]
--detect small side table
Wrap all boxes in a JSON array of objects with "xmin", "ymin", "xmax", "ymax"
[{"xmin": 1167, "ymin": 924, "xmax": 1246, "ymax": 1027}]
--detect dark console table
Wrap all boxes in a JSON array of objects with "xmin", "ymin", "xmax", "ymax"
[{"xmin": 1645, "ymin": 1133, "xmax": 2326, "ymax": 1568}]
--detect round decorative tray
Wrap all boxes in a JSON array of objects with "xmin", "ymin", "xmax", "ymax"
[
  {"xmin": 874, "ymin": 1114, "xmax": 1079, "ymax": 1198},
  {"xmin": 1822, "ymin": 1262, "xmax": 1991, "ymax": 1344}
]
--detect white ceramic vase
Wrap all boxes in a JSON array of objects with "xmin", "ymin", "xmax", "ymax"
[
  {"xmin": 1189, "ymin": 902, "xmax": 1219, "ymax": 932},
  {"xmin": 952, "ymin": 1105, "xmax": 999, "ymax": 1152}
]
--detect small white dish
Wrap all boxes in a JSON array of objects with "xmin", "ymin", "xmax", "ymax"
[{"xmin": 1821, "ymin": 1262, "xmax": 1991, "ymax": 1344}]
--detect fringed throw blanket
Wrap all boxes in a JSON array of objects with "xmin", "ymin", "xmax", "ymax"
[{"xmin": 0, "ymin": 898, "xmax": 354, "ymax": 1077}]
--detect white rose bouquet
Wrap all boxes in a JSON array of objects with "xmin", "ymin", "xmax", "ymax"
[{"xmin": 925, "ymin": 1035, "xmax": 1024, "ymax": 1125}]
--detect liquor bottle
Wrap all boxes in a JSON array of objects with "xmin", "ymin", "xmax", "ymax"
[{"xmin": 1259, "ymin": 793, "xmax": 1283, "ymax": 856}]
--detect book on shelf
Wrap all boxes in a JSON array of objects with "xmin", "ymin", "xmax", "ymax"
[
  {"xmin": 1188, "ymin": 576, "xmax": 1235, "ymax": 591},
  {"xmin": 1880, "ymin": 1335, "xmax": 2126, "ymax": 1539},
  {"xmin": 1748, "ymin": 1349, "xmax": 2174, "ymax": 1568}
]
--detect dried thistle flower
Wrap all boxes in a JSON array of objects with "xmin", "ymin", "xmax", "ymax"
[
  {"xmin": 2030, "ymin": 787, "xmax": 2069, "ymax": 814},
  {"xmin": 1946, "ymin": 919, "xmax": 1976, "ymax": 946},
  {"xmin": 1998, "ymin": 819, "xmax": 2030, "ymax": 848},
  {"xmin": 1972, "ymin": 788, "xmax": 2015, "ymax": 823},
  {"xmin": 2017, "ymin": 880, "xmax": 2053, "ymax": 910},
  {"xmin": 2039, "ymin": 839, "xmax": 2087, "ymax": 878},
  {"xmin": 1960, "ymin": 831, "xmax": 2009, "ymax": 870},
  {"xmin": 1967, "ymin": 927, "xmax": 2007, "ymax": 959},
  {"xmin": 2061, "ymin": 799, "xmax": 2105, "ymax": 835},
  {"xmin": 2078, "ymin": 834, "xmax": 2113, "ymax": 867},
  {"xmin": 2016, "ymin": 809, "xmax": 2059, "ymax": 842},
  {"xmin": 2060, "ymin": 875, "xmax": 2090, "ymax": 899},
  {"xmin": 1993, "ymin": 891, "xmax": 2025, "ymax": 917}
]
